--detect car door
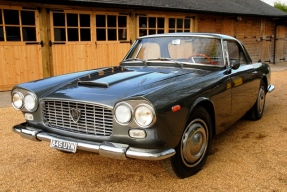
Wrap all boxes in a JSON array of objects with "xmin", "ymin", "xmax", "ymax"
[{"xmin": 225, "ymin": 40, "xmax": 259, "ymax": 122}]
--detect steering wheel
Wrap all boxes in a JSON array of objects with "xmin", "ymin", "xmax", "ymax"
[{"xmin": 186, "ymin": 54, "xmax": 214, "ymax": 64}]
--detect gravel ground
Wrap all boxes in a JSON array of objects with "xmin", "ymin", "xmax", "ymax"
[{"xmin": 0, "ymin": 71, "xmax": 287, "ymax": 192}]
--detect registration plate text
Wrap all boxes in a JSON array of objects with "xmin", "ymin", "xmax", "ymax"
[{"xmin": 50, "ymin": 139, "xmax": 77, "ymax": 153}]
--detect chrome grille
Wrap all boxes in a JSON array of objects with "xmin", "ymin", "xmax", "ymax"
[{"xmin": 42, "ymin": 100, "xmax": 113, "ymax": 136}]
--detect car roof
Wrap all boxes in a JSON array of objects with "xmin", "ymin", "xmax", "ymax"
[{"xmin": 137, "ymin": 33, "xmax": 237, "ymax": 41}]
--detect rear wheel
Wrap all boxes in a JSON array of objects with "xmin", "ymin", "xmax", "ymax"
[
  {"xmin": 247, "ymin": 80, "xmax": 266, "ymax": 120},
  {"xmin": 163, "ymin": 106, "xmax": 212, "ymax": 178}
]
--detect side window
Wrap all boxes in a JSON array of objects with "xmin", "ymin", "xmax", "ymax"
[
  {"xmin": 227, "ymin": 41, "xmax": 248, "ymax": 64},
  {"xmin": 0, "ymin": 9, "xmax": 37, "ymax": 42},
  {"xmin": 96, "ymin": 14, "xmax": 127, "ymax": 41},
  {"xmin": 52, "ymin": 12, "xmax": 91, "ymax": 42}
]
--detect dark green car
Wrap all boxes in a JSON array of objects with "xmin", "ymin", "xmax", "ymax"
[{"xmin": 11, "ymin": 33, "xmax": 274, "ymax": 178}]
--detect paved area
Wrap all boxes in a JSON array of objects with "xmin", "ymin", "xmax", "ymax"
[{"xmin": 1, "ymin": 63, "xmax": 287, "ymax": 108}]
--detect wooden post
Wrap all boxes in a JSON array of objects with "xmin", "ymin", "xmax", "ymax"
[{"xmin": 39, "ymin": 8, "xmax": 52, "ymax": 78}]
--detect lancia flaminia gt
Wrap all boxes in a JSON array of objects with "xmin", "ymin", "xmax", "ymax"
[{"xmin": 11, "ymin": 33, "xmax": 274, "ymax": 178}]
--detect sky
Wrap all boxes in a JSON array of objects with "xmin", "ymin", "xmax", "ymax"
[{"xmin": 261, "ymin": 0, "xmax": 287, "ymax": 6}]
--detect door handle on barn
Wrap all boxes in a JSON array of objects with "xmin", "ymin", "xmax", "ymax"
[
  {"xmin": 49, "ymin": 41, "xmax": 66, "ymax": 47},
  {"xmin": 25, "ymin": 41, "xmax": 44, "ymax": 47}
]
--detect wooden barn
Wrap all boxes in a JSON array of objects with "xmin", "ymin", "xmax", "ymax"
[{"xmin": 0, "ymin": 0, "xmax": 286, "ymax": 91}]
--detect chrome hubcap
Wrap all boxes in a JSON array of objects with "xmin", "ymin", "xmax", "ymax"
[
  {"xmin": 181, "ymin": 119, "xmax": 208, "ymax": 167},
  {"xmin": 257, "ymin": 86, "xmax": 266, "ymax": 114}
]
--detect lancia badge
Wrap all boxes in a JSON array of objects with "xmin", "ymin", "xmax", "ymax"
[{"xmin": 70, "ymin": 108, "xmax": 81, "ymax": 123}]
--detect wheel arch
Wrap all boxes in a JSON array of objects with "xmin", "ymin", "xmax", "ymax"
[
  {"xmin": 188, "ymin": 98, "xmax": 216, "ymax": 136},
  {"xmin": 262, "ymin": 75, "xmax": 268, "ymax": 92}
]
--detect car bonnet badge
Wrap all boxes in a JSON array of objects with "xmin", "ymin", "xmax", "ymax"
[{"xmin": 70, "ymin": 108, "xmax": 81, "ymax": 123}]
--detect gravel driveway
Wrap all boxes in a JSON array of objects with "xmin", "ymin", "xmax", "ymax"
[{"xmin": 0, "ymin": 70, "xmax": 286, "ymax": 191}]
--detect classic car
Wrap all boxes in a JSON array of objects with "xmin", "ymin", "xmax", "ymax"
[{"xmin": 11, "ymin": 33, "xmax": 274, "ymax": 178}]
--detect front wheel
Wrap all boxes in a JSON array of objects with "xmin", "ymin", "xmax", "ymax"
[{"xmin": 163, "ymin": 106, "xmax": 212, "ymax": 178}]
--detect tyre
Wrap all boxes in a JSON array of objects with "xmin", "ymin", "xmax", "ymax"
[
  {"xmin": 247, "ymin": 80, "xmax": 266, "ymax": 120},
  {"xmin": 163, "ymin": 106, "xmax": 212, "ymax": 178}
]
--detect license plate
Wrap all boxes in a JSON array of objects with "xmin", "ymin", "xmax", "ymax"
[{"xmin": 50, "ymin": 139, "xmax": 77, "ymax": 153}]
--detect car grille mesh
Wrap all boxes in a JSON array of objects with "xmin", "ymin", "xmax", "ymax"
[{"xmin": 42, "ymin": 100, "xmax": 113, "ymax": 136}]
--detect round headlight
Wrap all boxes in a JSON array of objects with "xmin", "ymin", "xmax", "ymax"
[
  {"xmin": 115, "ymin": 102, "xmax": 132, "ymax": 125},
  {"xmin": 134, "ymin": 104, "xmax": 155, "ymax": 128},
  {"xmin": 12, "ymin": 92, "xmax": 24, "ymax": 109},
  {"xmin": 24, "ymin": 93, "xmax": 37, "ymax": 112}
]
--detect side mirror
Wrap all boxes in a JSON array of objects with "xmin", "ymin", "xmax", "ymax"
[{"xmin": 231, "ymin": 60, "xmax": 240, "ymax": 70}]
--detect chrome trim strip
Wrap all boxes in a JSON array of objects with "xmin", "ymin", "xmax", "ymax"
[{"xmin": 13, "ymin": 125, "xmax": 175, "ymax": 161}]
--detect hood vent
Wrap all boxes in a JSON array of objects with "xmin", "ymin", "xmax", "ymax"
[{"xmin": 78, "ymin": 81, "xmax": 109, "ymax": 88}]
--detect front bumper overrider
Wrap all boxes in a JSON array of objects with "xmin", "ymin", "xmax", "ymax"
[{"xmin": 13, "ymin": 123, "xmax": 175, "ymax": 161}]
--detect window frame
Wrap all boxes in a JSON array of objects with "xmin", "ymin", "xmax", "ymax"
[
  {"xmin": 137, "ymin": 14, "xmax": 194, "ymax": 37},
  {"xmin": 0, "ymin": 6, "xmax": 39, "ymax": 44},
  {"xmin": 95, "ymin": 13, "xmax": 129, "ymax": 43},
  {"xmin": 51, "ymin": 10, "xmax": 93, "ymax": 44}
]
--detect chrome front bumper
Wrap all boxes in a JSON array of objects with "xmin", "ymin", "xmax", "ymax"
[
  {"xmin": 268, "ymin": 84, "xmax": 275, "ymax": 93},
  {"xmin": 13, "ymin": 124, "xmax": 175, "ymax": 161}
]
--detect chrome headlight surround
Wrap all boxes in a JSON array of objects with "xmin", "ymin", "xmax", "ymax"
[
  {"xmin": 134, "ymin": 104, "xmax": 156, "ymax": 128},
  {"xmin": 114, "ymin": 100, "xmax": 156, "ymax": 128},
  {"xmin": 24, "ymin": 92, "xmax": 38, "ymax": 112},
  {"xmin": 114, "ymin": 102, "xmax": 133, "ymax": 125},
  {"xmin": 12, "ymin": 91, "xmax": 24, "ymax": 110}
]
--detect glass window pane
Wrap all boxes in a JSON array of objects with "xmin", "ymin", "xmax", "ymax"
[
  {"xmin": 177, "ymin": 29, "xmax": 183, "ymax": 32},
  {"xmin": 169, "ymin": 18, "xmax": 175, "ymax": 28},
  {"xmin": 118, "ymin": 29, "xmax": 127, "ymax": 40},
  {"xmin": 158, "ymin": 18, "xmax": 164, "ymax": 28},
  {"xmin": 23, "ymin": 27, "xmax": 36, "ymax": 41},
  {"xmin": 149, "ymin": 29, "xmax": 156, "ymax": 35},
  {"xmin": 68, "ymin": 28, "xmax": 79, "ymax": 41},
  {"xmin": 53, "ymin": 13, "xmax": 65, "ymax": 27},
  {"xmin": 0, "ymin": 10, "xmax": 2, "ymax": 24},
  {"xmin": 80, "ymin": 14, "xmax": 90, "ymax": 27},
  {"xmin": 96, "ymin": 15, "xmax": 106, "ymax": 27},
  {"xmin": 6, "ymin": 26, "xmax": 21, "ymax": 41},
  {"xmin": 80, "ymin": 28, "xmax": 91, "ymax": 41},
  {"xmin": 169, "ymin": 30, "xmax": 175, "ymax": 33},
  {"xmin": 4, "ymin": 10, "xmax": 19, "ymax": 25},
  {"xmin": 184, "ymin": 19, "xmax": 190, "ymax": 29},
  {"xmin": 96, "ymin": 29, "xmax": 106, "ymax": 41},
  {"xmin": 177, "ymin": 19, "xmax": 183, "ymax": 28},
  {"xmin": 139, "ymin": 29, "xmax": 147, "ymax": 36},
  {"xmin": 107, "ymin": 15, "xmax": 116, "ymax": 27},
  {"xmin": 157, "ymin": 29, "xmax": 164, "ymax": 34},
  {"xmin": 54, "ymin": 28, "xmax": 66, "ymax": 41},
  {"xmin": 108, "ymin": 29, "xmax": 116, "ymax": 40},
  {"xmin": 0, "ymin": 27, "xmax": 4, "ymax": 41},
  {"xmin": 67, "ymin": 13, "xmax": 78, "ymax": 27},
  {"xmin": 184, "ymin": 29, "xmax": 190, "ymax": 32},
  {"xmin": 139, "ymin": 17, "xmax": 147, "ymax": 28},
  {"xmin": 118, "ymin": 16, "xmax": 126, "ymax": 27},
  {"xmin": 21, "ymin": 11, "xmax": 35, "ymax": 25},
  {"xmin": 149, "ymin": 17, "xmax": 156, "ymax": 28}
]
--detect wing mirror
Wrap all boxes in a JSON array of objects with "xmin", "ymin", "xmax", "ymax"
[{"xmin": 231, "ymin": 60, "xmax": 240, "ymax": 70}]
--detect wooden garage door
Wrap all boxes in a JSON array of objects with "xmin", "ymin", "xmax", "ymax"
[
  {"xmin": 0, "ymin": 7, "xmax": 42, "ymax": 91},
  {"xmin": 50, "ymin": 11, "xmax": 130, "ymax": 76},
  {"xmin": 276, "ymin": 25, "xmax": 285, "ymax": 63}
]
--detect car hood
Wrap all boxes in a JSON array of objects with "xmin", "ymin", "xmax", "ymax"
[{"xmin": 42, "ymin": 66, "xmax": 210, "ymax": 107}]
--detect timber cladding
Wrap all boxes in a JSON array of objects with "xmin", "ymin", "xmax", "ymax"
[{"xmin": 0, "ymin": 1, "xmax": 286, "ymax": 91}]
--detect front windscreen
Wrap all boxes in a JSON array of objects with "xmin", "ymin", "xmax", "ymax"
[{"xmin": 126, "ymin": 36, "xmax": 223, "ymax": 66}]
